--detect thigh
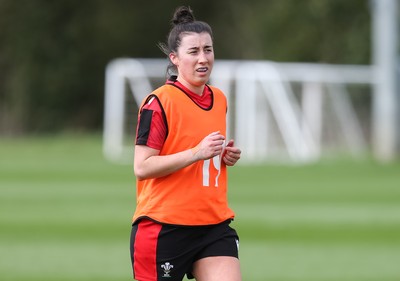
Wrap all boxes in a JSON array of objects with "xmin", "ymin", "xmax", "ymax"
[
  {"xmin": 189, "ymin": 222, "xmax": 241, "ymax": 280},
  {"xmin": 193, "ymin": 222, "xmax": 239, "ymax": 261},
  {"xmin": 130, "ymin": 219, "xmax": 200, "ymax": 281},
  {"xmin": 130, "ymin": 219, "xmax": 164, "ymax": 280},
  {"xmin": 192, "ymin": 256, "xmax": 241, "ymax": 281}
]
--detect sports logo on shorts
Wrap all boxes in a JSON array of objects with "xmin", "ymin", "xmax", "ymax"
[{"xmin": 161, "ymin": 262, "xmax": 174, "ymax": 278}]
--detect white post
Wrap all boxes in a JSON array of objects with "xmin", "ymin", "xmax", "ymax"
[
  {"xmin": 103, "ymin": 60, "xmax": 126, "ymax": 162},
  {"xmin": 235, "ymin": 64, "xmax": 258, "ymax": 161},
  {"xmin": 302, "ymin": 82, "xmax": 323, "ymax": 157},
  {"xmin": 372, "ymin": 0, "xmax": 399, "ymax": 162}
]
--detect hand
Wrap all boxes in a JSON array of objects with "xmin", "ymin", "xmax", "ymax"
[
  {"xmin": 192, "ymin": 131, "xmax": 225, "ymax": 160},
  {"xmin": 222, "ymin": 140, "xmax": 241, "ymax": 166}
]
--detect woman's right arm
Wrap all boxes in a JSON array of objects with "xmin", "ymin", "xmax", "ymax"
[{"xmin": 134, "ymin": 131, "xmax": 225, "ymax": 180}]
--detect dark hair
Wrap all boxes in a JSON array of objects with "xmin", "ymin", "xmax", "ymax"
[{"xmin": 159, "ymin": 6, "xmax": 213, "ymax": 78}]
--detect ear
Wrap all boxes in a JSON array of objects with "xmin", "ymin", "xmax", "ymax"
[{"xmin": 169, "ymin": 52, "xmax": 178, "ymax": 66}]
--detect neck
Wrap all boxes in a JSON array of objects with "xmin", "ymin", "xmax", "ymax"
[{"xmin": 176, "ymin": 78, "xmax": 204, "ymax": 96}]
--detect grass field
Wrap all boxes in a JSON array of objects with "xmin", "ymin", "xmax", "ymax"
[{"xmin": 1, "ymin": 134, "xmax": 400, "ymax": 281}]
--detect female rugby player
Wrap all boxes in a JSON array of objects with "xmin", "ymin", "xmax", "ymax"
[{"xmin": 130, "ymin": 6, "xmax": 242, "ymax": 281}]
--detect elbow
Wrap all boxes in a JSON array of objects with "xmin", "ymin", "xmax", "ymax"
[
  {"xmin": 135, "ymin": 174, "xmax": 146, "ymax": 181},
  {"xmin": 134, "ymin": 162, "xmax": 155, "ymax": 180},
  {"xmin": 133, "ymin": 166, "xmax": 147, "ymax": 181},
  {"xmin": 134, "ymin": 173, "xmax": 144, "ymax": 181}
]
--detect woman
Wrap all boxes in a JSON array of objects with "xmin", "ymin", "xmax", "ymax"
[{"xmin": 130, "ymin": 6, "xmax": 242, "ymax": 281}]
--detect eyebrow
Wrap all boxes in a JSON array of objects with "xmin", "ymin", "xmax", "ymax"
[{"xmin": 187, "ymin": 45, "xmax": 213, "ymax": 51}]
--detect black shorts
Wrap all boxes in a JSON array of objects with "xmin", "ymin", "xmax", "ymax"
[{"xmin": 130, "ymin": 219, "xmax": 239, "ymax": 281}]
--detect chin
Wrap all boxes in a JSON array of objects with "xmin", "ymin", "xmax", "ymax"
[{"xmin": 196, "ymin": 76, "xmax": 210, "ymax": 85}]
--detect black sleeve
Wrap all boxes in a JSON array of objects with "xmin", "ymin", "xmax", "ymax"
[{"xmin": 136, "ymin": 109, "xmax": 153, "ymax": 145}]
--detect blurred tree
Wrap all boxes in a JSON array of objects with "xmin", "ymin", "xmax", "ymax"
[
  {"xmin": 0, "ymin": 0, "xmax": 371, "ymax": 134},
  {"xmin": 212, "ymin": 0, "xmax": 371, "ymax": 62}
]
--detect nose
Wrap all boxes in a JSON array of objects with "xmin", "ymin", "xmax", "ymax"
[{"xmin": 198, "ymin": 51, "xmax": 208, "ymax": 63}]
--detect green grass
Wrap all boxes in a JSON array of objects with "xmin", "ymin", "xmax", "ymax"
[{"xmin": 1, "ymin": 135, "xmax": 400, "ymax": 281}]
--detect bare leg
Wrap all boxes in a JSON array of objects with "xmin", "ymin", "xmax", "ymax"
[{"xmin": 192, "ymin": 256, "xmax": 241, "ymax": 281}]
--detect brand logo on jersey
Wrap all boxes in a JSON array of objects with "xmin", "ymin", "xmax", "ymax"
[{"xmin": 161, "ymin": 262, "xmax": 174, "ymax": 278}]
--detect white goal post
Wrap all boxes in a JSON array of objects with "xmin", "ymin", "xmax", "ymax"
[{"xmin": 103, "ymin": 58, "xmax": 375, "ymax": 164}]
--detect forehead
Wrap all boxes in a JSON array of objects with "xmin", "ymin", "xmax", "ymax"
[{"xmin": 179, "ymin": 32, "xmax": 213, "ymax": 48}]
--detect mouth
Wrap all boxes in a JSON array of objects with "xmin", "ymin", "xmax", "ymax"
[{"xmin": 196, "ymin": 67, "xmax": 208, "ymax": 73}]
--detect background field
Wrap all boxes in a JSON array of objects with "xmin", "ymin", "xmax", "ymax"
[{"xmin": 1, "ymin": 135, "xmax": 400, "ymax": 281}]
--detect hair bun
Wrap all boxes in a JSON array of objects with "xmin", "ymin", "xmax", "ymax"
[{"xmin": 172, "ymin": 6, "xmax": 195, "ymax": 25}]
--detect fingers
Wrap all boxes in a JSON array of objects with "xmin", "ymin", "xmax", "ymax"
[
  {"xmin": 196, "ymin": 131, "xmax": 225, "ymax": 160},
  {"xmin": 223, "ymin": 141, "xmax": 241, "ymax": 166},
  {"xmin": 224, "ymin": 148, "xmax": 241, "ymax": 161},
  {"xmin": 226, "ymin": 139, "xmax": 234, "ymax": 147},
  {"xmin": 208, "ymin": 131, "xmax": 225, "ymax": 142},
  {"xmin": 198, "ymin": 133, "xmax": 241, "ymax": 164},
  {"xmin": 207, "ymin": 131, "xmax": 225, "ymax": 150}
]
